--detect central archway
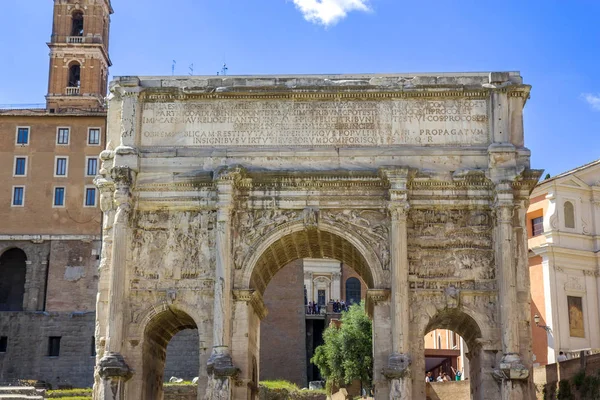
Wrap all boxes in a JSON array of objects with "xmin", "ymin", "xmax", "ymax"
[
  {"xmin": 240, "ymin": 221, "xmax": 384, "ymax": 295},
  {"xmin": 233, "ymin": 222, "xmax": 385, "ymax": 398}
]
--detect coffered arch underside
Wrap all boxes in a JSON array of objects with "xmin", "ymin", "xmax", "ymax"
[{"xmin": 238, "ymin": 220, "xmax": 386, "ymax": 295}]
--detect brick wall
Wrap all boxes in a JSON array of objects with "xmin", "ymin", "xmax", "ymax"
[
  {"xmin": 45, "ymin": 240, "xmax": 100, "ymax": 312},
  {"xmin": 0, "ymin": 311, "xmax": 95, "ymax": 388},
  {"xmin": 533, "ymin": 352, "xmax": 600, "ymax": 399},
  {"xmin": 260, "ymin": 260, "xmax": 307, "ymax": 387}
]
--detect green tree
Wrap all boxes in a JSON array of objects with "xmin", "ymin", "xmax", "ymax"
[{"xmin": 311, "ymin": 302, "xmax": 373, "ymax": 391}]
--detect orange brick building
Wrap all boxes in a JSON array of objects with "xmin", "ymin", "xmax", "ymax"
[{"xmin": 0, "ymin": 0, "xmax": 111, "ymax": 387}]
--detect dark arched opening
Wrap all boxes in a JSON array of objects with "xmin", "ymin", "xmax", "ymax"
[
  {"xmin": 143, "ymin": 308, "xmax": 199, "ymax": 400},
  {"xmin": 0, "ymin": 248, "xmax": 27, "ymax": 311},
  {"xmin": 345, "ymin": 277, "xmax": 361, "ymax": 305},
  {"xmin": 71, "ymin": 11, "xmax": 84, "ymax": 36},
  {"xmin": 68, "ymin": 63, "xmax": 81, "ymax": 88}
]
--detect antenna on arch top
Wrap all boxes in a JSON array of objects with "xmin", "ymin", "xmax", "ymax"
[{"xmin": 220, "ymin": 63, "xmax": 228, "ymax": 76}]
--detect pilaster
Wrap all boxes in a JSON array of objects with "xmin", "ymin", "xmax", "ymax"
[
  {"xmin": 96, "ymin": 166, "xmax": 134, "ymax": 400},
  {"xmin": 380, "ymin": 167, "xmax": 412, "ymax": 400},
  {"xmin": 206, "ymin": 166, "xmax": 245, "ymax": 400}
]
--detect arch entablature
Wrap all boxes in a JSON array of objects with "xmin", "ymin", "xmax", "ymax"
[{"xmin": 236, "ymin": 217, "xmax": 387, "ymax": 295}]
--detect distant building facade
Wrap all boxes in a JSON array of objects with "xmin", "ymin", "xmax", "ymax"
[
  {"xmin": 0, "ymin": 0, "xmax": 112, "ymax": 387},
  {"xmin": 528, "ymin": 159, "xmax": 600, "ymax": 366},
  {"xmin": 260, "ymin": 259, "xmax": 368, "ymax": 388}
]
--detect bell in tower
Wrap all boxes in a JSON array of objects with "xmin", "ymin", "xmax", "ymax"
[{"xmin": 46, "ymin": 0, "xmax": 113, "ymax": 113}]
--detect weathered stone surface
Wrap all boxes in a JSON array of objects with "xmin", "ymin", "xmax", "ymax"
[{"xmin": 93, "ymin": 73, "xmax": 539, "ymax": 400}]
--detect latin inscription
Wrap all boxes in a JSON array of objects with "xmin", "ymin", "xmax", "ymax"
[{"xmin": 140, "ymin": 99, "xmax": 489, "ymax": 147}]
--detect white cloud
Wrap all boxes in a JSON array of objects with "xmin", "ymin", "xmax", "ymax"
[
  {"xmin": 292, "ymin": 0, "xmax": 371, "ymax": 26},
  {"xmin": 582, "ymin": 93, "xmax": 600, "ymax": 111}
]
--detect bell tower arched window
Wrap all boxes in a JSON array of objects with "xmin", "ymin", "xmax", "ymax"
[
  {"xmin": 345, "ymin": 277, "xmax": 361, "ymax": 305},
  {"xmin": 0, "ymin": 248, "xmax": 27, "ymax": 311},
  {"xmin": 71, "ymin": 11, "xmax": 84, "ymax": 36},
  {"xmin": 68, "ymin": 63, "xmax": 81, "ymax": 88},
  {"xmin": 564, "ymin": 201, "xmax": 575, "ymax": 229}
]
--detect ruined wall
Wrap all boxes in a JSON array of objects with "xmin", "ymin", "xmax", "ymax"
[
  {"xmin": 0, "ymin": 312, "xmax": 95, "ymax": 388},
  {"xmin": 260, "ymin": 260, "xmax": 307, "ymax": 387},
  {"xmin": 164, "ymin": 329, "xmax": 200, "ymax": 381},
  {"xmin": 46, "ymin": 240, "xmax": 100, "ymax": 312}
]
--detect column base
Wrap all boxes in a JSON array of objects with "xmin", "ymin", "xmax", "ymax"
[
  {"xmin": 492, "ymin": 353, "xmax": 529, "ymax": 381},
  {"xmin": 207, "ymin": 346, "xmax": 239, "ymax": 377},
  {"xmin": 382, "ymin": 352, "xmax": 411, "ymax": 379},
  {"xmin": 96, "ymin": 353, "xmax": 132, "ymax": 400}
]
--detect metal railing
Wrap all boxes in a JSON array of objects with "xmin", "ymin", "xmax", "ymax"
[{"xmin": 0, "ymin": 103, "xmax": 45, "ymax": 110}]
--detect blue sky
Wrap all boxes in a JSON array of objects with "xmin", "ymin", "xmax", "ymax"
[{"xmin": 0, "ymin": 0, "xmax": 598, "ymax": 176}]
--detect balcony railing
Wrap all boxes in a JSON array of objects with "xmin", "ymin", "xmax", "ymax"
[
  {"xmin": 66, "ymin": 87, "xmax": 81, "ymax": 95},
  {"xmin": 67, "ymin": 36, "xmax": 85, "ymax": 44}
]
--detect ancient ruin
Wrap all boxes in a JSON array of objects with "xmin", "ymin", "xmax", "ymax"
[{"xmin": 93, "ymin": 72, "xmax": 541, "ymax": 400}]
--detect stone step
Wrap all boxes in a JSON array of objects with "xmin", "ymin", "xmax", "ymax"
[{"xmin": 0, "ymin": 387, "xmax": 44, "ymax": 399}]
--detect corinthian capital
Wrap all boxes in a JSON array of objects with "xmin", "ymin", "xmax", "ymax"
[{"xmin": 389, "ymin": 202, "xmax": 410, "ymax": 221}]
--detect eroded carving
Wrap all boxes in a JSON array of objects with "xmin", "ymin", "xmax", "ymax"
[
  {"xmin": 233, "ymin": 209, "xmax": 302, "ymax": 269},
  {"xmin": 321, "ymin": 209, "xmax": 390, "ymax": 270},
  {"xmin": 130, "ymin": 210, "xmax": 216, "ymax": 282},
  {"xmin": 408, "ymin": 209, "xmax": 494, "ymax": 279}
]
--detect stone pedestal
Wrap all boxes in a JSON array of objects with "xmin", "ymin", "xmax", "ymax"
[{"xmin": 97, "ymin": 353, "xmax": 132, "ymax": 400}]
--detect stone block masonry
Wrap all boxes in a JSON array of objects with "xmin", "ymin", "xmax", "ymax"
[{"xmin": 0, "ymin": 312, "xmax": 95, "ymax": 388}]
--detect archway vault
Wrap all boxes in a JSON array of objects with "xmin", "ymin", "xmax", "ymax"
[
  {"xmin": 248, "ymin": 227, "xmax": 376, "ymax": 295},
  {"xmin": 424, "ymin": 308, "xmax": 482, "ymax": 350}
]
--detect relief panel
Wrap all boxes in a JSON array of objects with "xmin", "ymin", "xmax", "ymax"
[{"xmin": 408, "ymin": 209, "xmax": 494, "ymax": 280}]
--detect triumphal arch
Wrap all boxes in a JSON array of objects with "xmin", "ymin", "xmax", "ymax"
[{"xmin": 92, "ymin": 72, "xmax": 541, "ymax": 400}]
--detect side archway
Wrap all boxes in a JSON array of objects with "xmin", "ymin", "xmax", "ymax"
[
  {"xmin": 142, "ymin": 307, "xmax": 199, "ymax": 400},
  {"xmin": 0, "ymin": 248, "xmax": 27, "ymax": 311}
]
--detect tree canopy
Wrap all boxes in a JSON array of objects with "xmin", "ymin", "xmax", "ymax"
[{"xmin": 311, "ymin": 302, "xmax": 373, "ymax": 389}]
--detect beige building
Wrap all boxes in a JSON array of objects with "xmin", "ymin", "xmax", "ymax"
[
  {"xmin": 528, "ymin": 159, "xmax": 600, "ymax": 366},
  {"xmin": 0, "ymin": 0, "xmax": 112, "ymax": 387}
]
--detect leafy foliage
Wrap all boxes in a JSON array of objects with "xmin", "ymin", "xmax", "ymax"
[{"xmin": 311, "ymin": 302, "xmax": 373, "ymax": 390}]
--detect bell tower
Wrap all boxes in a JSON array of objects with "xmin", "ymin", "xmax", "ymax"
[{"xmin": 46, "ymin": 0, "xmax": 113, "ymax": 112}]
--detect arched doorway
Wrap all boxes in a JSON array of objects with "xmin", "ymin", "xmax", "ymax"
[
  {"xmin": 419, "ymin": 308, "xmax": 497, "ymax": 400},
  {"xmin": 234, "ymin": 224, "xmax": 383, "ymax": 398},
  {"xmin": 142, "ymin": 308, "xmax": 199, "ymax": 400},
  {"xmin": 0, "ymin": 248, "xmax": 27, "ymax": 311}
]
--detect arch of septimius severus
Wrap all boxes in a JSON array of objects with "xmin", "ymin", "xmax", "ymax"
[{"xmin": 92, "ymin": 72, "xmax": 542, "ymax": 400}]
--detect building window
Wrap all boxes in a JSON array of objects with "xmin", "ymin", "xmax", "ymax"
[
  {"xmin": 86, "ymin": 157, "xmax": 98, "ymax": 176},
  {"xmin": 531, "ymin": 216, "xmax": 544, "ymax": 237},
  {"xmin": 0, "ymin": 337, "xmax": 7, "ymax": 353},
  {"xmin": 71, "ymin": 11, "xmax": 84, "ymax": 36},
  {"xmin": 317, "ymin": 289, "xmax": 326, "ymax": 306},
  {"xmin": 564, "ymin": 201, "xmax": 575, "ymax": 229},
  {"xmin": 55, "ymin": 157, "xmax": 68, "ymax": 177},
  {"xmin": 84, "ymin": 187, "xmax": 97, "ymax": 207},
  {"xmin": 48, "ymin": 337, "xmax": 61, "ymax": 357},
  {"xmin": 16, "ymin": 127, "xmax": 29, "ymax": 145},
  {"xmin": 88, "ymin": 128, "xmax": 100, "ymax": 145},
  {"xmin": 57, "ymin": 128, "xmax": 70, "ymax": 145},
  {"xmin": 567, "ymin": 296, "xmax": 585, "ymax": 338},
  {"xmin": 53, "ymin": 187, "xmax": 66, "ymax": 207},
  {"xmin": 345, "ymin": 277, "xmax": 361, "ymax": 305},
  {"xmin": 91, "ymin": 336, "xmax": 96, "ymax": 357},
  {"xmin": 13, "ymin": 157, "xmax": 27, "ymax": 176},
  {"xmin": 11, "ymin": 187, "xmax": 24, "ymax": 207}
]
